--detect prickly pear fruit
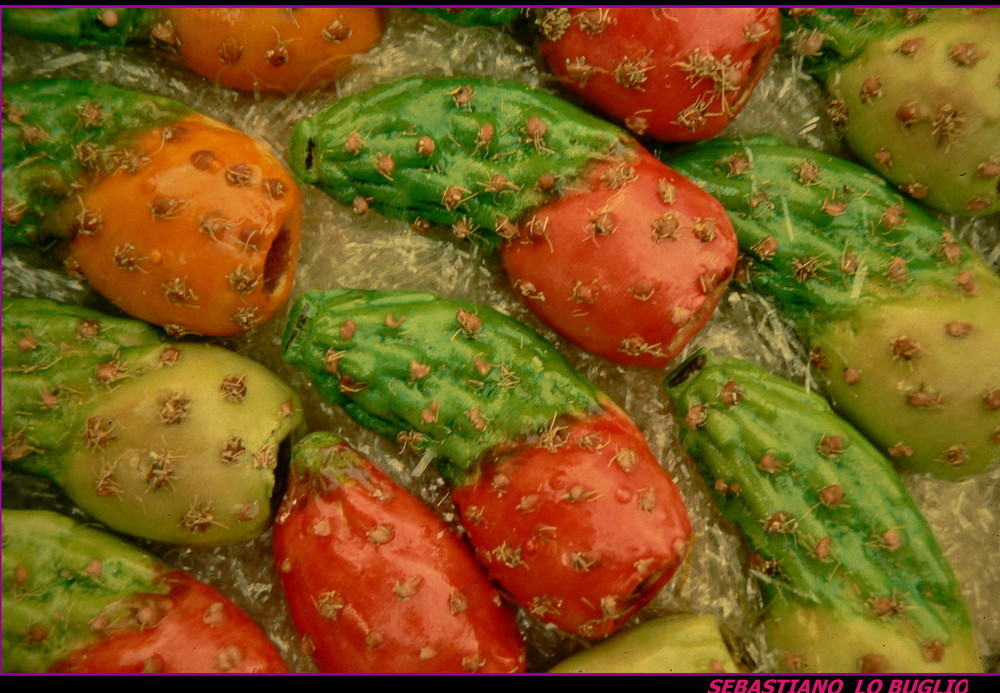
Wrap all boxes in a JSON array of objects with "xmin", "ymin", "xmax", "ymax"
[
  {"xmin": 663, "ymin": 350, "xmax": 982, "ymax": 673},
  {"xmin": 787, "ymin": 8, "xmax": 1000, "ymax": 216},
  {"xmin": 2, "ymin": 509, "xmax": 287, "ymax": 673},
  {"xmin": 281, "ymin": 289, "xmax": 691, "ymax": 638},
  {"xmin": 667, "ymin": 137, "xmax": 1000, "ymax": 480},
  {"xmin": 550, "ymin": 613, "xmax": 739, "ymax": 673},
  {"xmin": 290, "ymin": 76, "xmax": 736, "ymax": 367},
  {"xmin": 2, "ymin": 8, "xmax": 384, "ymax": 93},
  {"xmin": 2, "ymin": 298, "xmax": 303, "ymax": 545},
  {"xmin": 273, "ymin": 432, "xmax": 526, "ymax": 673},
  {"xmin": 537, "ymin": 8, "xmax": 781, "ymax": 141},
  {"xmin": 2, "ymin": 78, "xmax": 301, "ymax": 336}
]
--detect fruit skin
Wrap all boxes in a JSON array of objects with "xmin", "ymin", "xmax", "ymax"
[
  {"xmin": 272, "ymin": 432, "xmax": 526, "ymax": 673},
  {"xmin": 501, "ymin": 150, "xmax": 736, "ymax": 368},
  {"xmin": 537, "ymin": 8, "xmax": 780, "ymax": 141},
  {"xmin": 2, "ymin": 298, "xmax": 304, "ymax": 546},
  {"xmin": 667, "ymin": 137, "xmax": 1000, "ymax": 480},
  {"xmin": 290, "ymin": 76, "xmax": 736, "ymax": 367},
  {"xmin": 787, "ymin": 8, "xmax": 1000, "ymax": 216},
  {"xmin": 2, "ymin": 509, "xmax": 287, "ymax": 673},
  {"xmin": 3, "ymin": 78, "xmax": 302, "ymax": 336},
  {"xmin": 663, "ymin": 350, "xmax": 982, "ymax": 673},
  {"xmin": 549, "ymin": 614, "xmax": 739, "ymax": 673},
  {"xmin": 2, "ymin": 8, "xmax": 384, "ymax": 93},
  {"xmin": 281, "ymin": 289, "xmax": 691, "ymax": 638}
]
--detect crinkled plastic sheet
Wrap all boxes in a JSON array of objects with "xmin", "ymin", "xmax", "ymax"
[{"xmin": 3, "ymin": 8, "xmax": 998, "ymax": 674}]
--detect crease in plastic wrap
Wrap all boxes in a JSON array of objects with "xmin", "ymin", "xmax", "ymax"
[{"xmin": 2, "ymin": 9, "xmax": 997, "ymax": 673}]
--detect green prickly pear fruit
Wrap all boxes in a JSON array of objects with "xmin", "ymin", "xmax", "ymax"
[
  {"xmin": 667, "ymin": 137, "xmax": 1000, "ymax": 480},
  {"xmin": 787, "ymin": 8, "xmax": 1000, "ymax": 216},
  {"xmin": 2, "ymin": 298, "xmax": 303, "ymax": 545},
  {"xmin": 281, "ymin": 289, "xmax": 692, "ymax": 639},
  {"xmin": 550, "ymin": 613, "xmax": 740, "ymax": 673},
  {"xmin": 663, "ymin": 350, "xmax": 982, "ymax": 673},
  {"xmin": 2, "ymin": 509, "xmax": 287, "ymax": 673}
]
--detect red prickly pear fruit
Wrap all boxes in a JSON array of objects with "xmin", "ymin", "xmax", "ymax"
[
  {"xmin": 272, "ymin": 433, "xmax": 526, "ymax": 673},
  {"xmin": 3, "ymin": 510, "xmax": 287, "ymax": 673},
  {"xmin": 501, "ymin": 150, "xmax": 737, "ymax": 368},
  {"xmin": 450, "ymin": 401, "xmax": 691, "ymax": 639},
  {"xmin": 538, "ymin": 8, "xmax": 781, "ymax": 141}
]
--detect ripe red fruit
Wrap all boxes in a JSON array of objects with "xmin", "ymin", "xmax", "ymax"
[
  {"xmin": 451, "ymin": 402, "xmax": 692, "ymax": 639},
  {"xmin": 49, "ymin": 570, "xmax": 287, "ymax": 673},
  {"xmin": 501, "ymin": 150, "xmax": 737, "ymax": 368},
  {"xmin": 539, "ymin": 8, "xmax": 781, "ymax": 141},
  {"xmin": 272, "ymin": 433, "xmax": 526, "ymax": 673}
]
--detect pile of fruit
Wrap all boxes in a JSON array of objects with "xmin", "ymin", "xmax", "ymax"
[{"xmin": 2, "ymin": 8, "xmax": 997, "ymax": 674}]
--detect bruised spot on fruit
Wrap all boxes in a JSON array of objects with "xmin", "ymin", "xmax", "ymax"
[
  {"xmin": 843, "ymin": 367, "xmax": 861, "ymax": 385},
  {"xmin": 809, "ymin": 346, "xmax": 830, "ymax": 370}
]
